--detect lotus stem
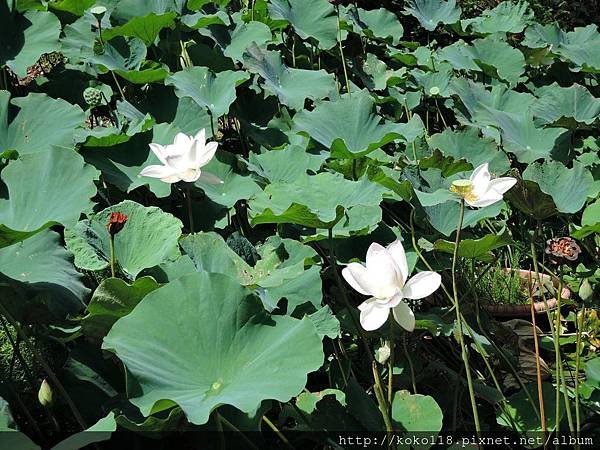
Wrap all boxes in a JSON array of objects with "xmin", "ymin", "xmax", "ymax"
[
  {"xmin": 109, "ymin": 235, "xmax": 116, "ymax": 278},
  {"xmin": 217, "ymin": 412, "xmax": 259, "ymax": 450},
  {"xmin": 575, "ymin": 306, "xmax": 584, "ymax": 439},
  {"xmin": 556, "ymin": 271, "xmax": 575, "ymax": 434},
  {"xmin": 387, "ymin": 318, "xmax": 395, "ymax": 406},
  {"xmin": 335, "ymin": 6, "xmax": 351, "ymax": 95},
  {"xmin": 528, "ymin": 270, "xmax": 547, "ymax": 438},
  {"xmin": 186, "ymin": 186, "xmax": 195, "ymax": 233},
  {"xmin": 372, "ymin": 361, "xmax": 394, "ymax": 436},
  {"xmin": 451, "ymin": 199, "xmax": 481, "ymax": 434},
  {"xmin": 402, "ymin": 334, "xmax": 417, "ymax": 394},
  {"xmin": 262, "ymin": 415, "xmax": 294, "ymax": 450}
]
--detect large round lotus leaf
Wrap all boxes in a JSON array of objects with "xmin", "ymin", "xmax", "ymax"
[
  {"xmin": 391, "ymin": 390, "xmax": 443, "ymax": 433},
  {"xmin": 224, "ymin": 20, "xmax": 273, "ymax": 62},
  {"xmin": 0, "ymin": 92, "xmax": 86, "ymax": 156},
  {"xmin": 0, "ymin": 148, "xmax": 98, "ymax": 247},
  {"xmin": 0, "ymin": 9, "xmax": 61, "ymax": 77},
  {"xmin": 532, "ymin": 83, "xmax": 600, "ymax": 126},
  {"xmin": 461, "ymin": 1, "xmax": 533, "ymax": 35},
  {"xmin": 523, "ymin": 161, "xmax": 594, "ymax": 214},
  {"xmin": 346, "ymin": 7, "xmax": 403, "ymax": 45},
  {"xmin": 243, "ymin": 45, "xmax": 336, "ymax": 111},
  {"xmin": 0, "ymin": 230, "xmax": 90, "ymax": 316},
  {"xmin": 165, "ymin": 67, "xmax": 250, "ymax": 118},
  {"xmin": 101, "ymin": 12, "xmax": 177, "ymax": 46},
  {"xmin": 102, "ymin": 272, "xmax": 324, "ymax": 424},
  {"xmin": 292, "ymin": 90, "xmax": 404, "ymax": 158},
  {"xmin": 268, "ymin": 0, "xmax": 337, "ymax": 49},
  {"xmin": 248, "ymin": 172, "xmax": 386, "ymax": 228},
  {"xmin": 65, "ymin": 200, "xmax": 182, "ymax": 278},
  {"xmin": 403, "ymin": 0, "xmax": 461, "ymax": 31}
]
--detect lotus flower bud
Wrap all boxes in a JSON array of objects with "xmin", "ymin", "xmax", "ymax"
[
  {"xmin": 579, "ymin": 278, "xmax": 593, "ymax": 301},
  {"xmin": 38, "ymin": 379, "xmax": 53, "ymax": 407},
  {"xmin": 107, "ymin": 212, "xmax": 128, "ymax": 236},
  {"xmin": 375, "ymin": 341, "xmax": 391, "ymax": 365}
]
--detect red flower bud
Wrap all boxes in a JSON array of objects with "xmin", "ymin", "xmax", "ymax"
[{"xmin": 107, "ymin": 212, "xmax": 128, "ymax": 236}]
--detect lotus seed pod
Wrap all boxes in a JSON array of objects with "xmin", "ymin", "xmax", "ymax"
[
  {"xmin": 38, "ymin": 379, "xmax": 53, "ymax": 407},
  {"xmin": 83, "ymin": 87, "xmax": 103, "ymax": 107},
  {"xmin": 90, "ymin": 5, "xmax": 107, "ymax": 20}
]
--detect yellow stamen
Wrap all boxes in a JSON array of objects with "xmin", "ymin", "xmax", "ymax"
[{"xmin": 450, "ymin": 179, "xmax": 478, "ymax": 203}]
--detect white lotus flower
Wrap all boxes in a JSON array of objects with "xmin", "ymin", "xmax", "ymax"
[
  {"xmin": 450, "ymin": 163, "xmax": 517, "ymax": 208},
  {"xmin": 139, "ymin": 129, "xmax": 223, "ymax": 184},
  {"xmin": 341, "ymin": 240, "xmax": 441, "ymax": 332}
]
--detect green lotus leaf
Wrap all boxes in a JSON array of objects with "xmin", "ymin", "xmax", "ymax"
[
  {"xmin": 195, "ymin": 150, "xmax": 262, "ymax": 207},
  {"xmin": 102, "ymin": 272, "xmax": 324, "ymax": 424},
  {"xmin": 572, "ymin": 200, "xmax": 600, "ymax": 238},
  {"xmin": 0, "ymin": 396, "xmax": 40, "ymax": 449},
  {"xmin": 81, "ymin": 277, "xmax": 160, "ymax": 340},
  {"xmin": 585, "ymin": 357, "xmax": 600, "ymax": 389},
  {"xmin": 51, "ymin": 412, "xmax": 116, "ymax": 450},
  {"xmin": 49, "ymin": 0, "xmax": 95, "ymax": 16},
  {"xmin": 305, "ymin": 204, "xmax": 383, "ymax": 242},
  {"xmin": 0, "ymin": 148, "xmax": 98, "ymax": 246},
  {"xmin": 470, "ymin": 36, "xmax": 525, "ymax": 85},
  {"xmin": 268, "ymin": 0, "xmax": 338, "ymax": 49},
  {"xmin": 461, "ymin": 1, "xmax": 533, "ymax": 35},
  {"xmin": 523, "ymin": 24, "xmax": 600, "ymax": 72},
  {"xmin": 532, "ymin": 83, "xmax": 600, "ymax": 126},
  {"xmin": 0, "ymin": 9, "xmax": 61, "ymax": 77},
  {"xmin": 497, "ymin": 383, "xmax": 562, "ymax": 435},
  {"xmin": 0, "ymin": 91, "xmax": 85, "ymax": 156},
  {"xmin": 65, "ymin": 200, "xmax": 183, "ymax": 278},
  {"xmin": 0, "ymin": 230, "xmax": 90, "ymax": 315},
  {"xmin": 450, "ymin": 79, "xmax": 536, "ymax": 129},
  {"xmin": 523, "ymin": 161, "xmax": 594, "ymax": 214},
  {"xmin": 90, "ymin": 36, "xmax": 146, "ymax": 73},
  {"xmin": 428, "ymin": 128, "xmax": 510, "ymax": 173},
  {"xmin": 437, "ymin": 41, "xmax": 480, "ymax": 71},
  {"xmin": 391, "ymin": 390, "xmax": 443, "ymax": 433},
  {"xmin": 166, "ymin": 67, "xmax": 249, "ymax": 118},
  {"xmin": 180, "ymin": 232, "xmax": 254, "ymax": 285},
  {"xmin": 247, "ymin": 145, "xmax": 326, "ymax": 184},
  {"xmin": 425, "ymin": 201, "xmax": 504, "ymax": 236},
  {"xmin": 181, "ymin": 11, "xmax": 230, "ymax": 29},
  {"xmin": 480, "ymin": 108, "xmax": 568, "ymax": 163},
  {"xmin": 60, "ymin": 15, "xmax": 97, "ymax": 63},
  {"xmin": 346, "ymin": 7, "xmax": 403, "ymax": 45},
  {"xmin": 433, "ymin": 232, "xmax": 513, "ymax": 262},
  {"xmin": 110, "ymin": 0, "xmax": 185, "ymax": 22},
  {"xmin": 224, "ymin": 20, "xmax": 273, "ymax": 62},
  {"xmin": 412, "ymin": 64, "xmax": 453, "ymax": 97},
  {"xmin": 403, "ymin": 0, "xmax": 461, "ymax": 32},
  {"xmin": 243, "ymin": 44, "xmax": 336, "ymax": 111},
  {"xmin": 248, "ymin": 172, "xmax": 386, "ymax": 228},
  {"xmin": 102, "ymin": 12, "xmax": 177, "ymax": 46},
  {"xmin": 292, "ymin": 90, "xmax": 404, "ymax": 158},
  {"xmin": 180, "ymin": 232, "xmax": 322, "ymax": 312}
]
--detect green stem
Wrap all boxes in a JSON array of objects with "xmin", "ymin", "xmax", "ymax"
[
  {"xmin": 452, "ymin": 200, "xmax": 481, "ymax": 434},
  {"xmin": 186, "ymin": 186, "xmax": 195, "ymax": 234},
  {"xmin": 0, "ymin": 304, "xmax": 87, "ymax": 431},
  {"xmin": 336, "ymin": 6, "xmax": 351, "ymax": 95},
  {"xmin": 109, "ymin": 235, "xmax": 116, "ymax": 278},
  {"xmin": 387, "ymin": 319, "xmax": 395, "ymax": 407},
  {"xmin": 402, "ymin": 334, "xmax": 417, "ymax": 394},
  {"xmin": 575, "ymin": 306, "xmax": 584, "ymax": 439},
  {"xmin": 262, "ymin": 416, "xmax": 294, "ymax": 450},
  {"xmin": 217, "ymin": 412, "xmax": 259, "ymax": 450},
  {"xmin": 372, "ymin": 361, "xmax": 394, "ymax": 435},
  {"xmin": 556, "ymin": 273, "xmax": 575, "ymax": 434}
]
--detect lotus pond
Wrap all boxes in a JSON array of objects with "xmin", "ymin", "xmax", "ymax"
[{"xmin": 1, "ymin": 0, "xmax": 600, "ymax": 448}]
